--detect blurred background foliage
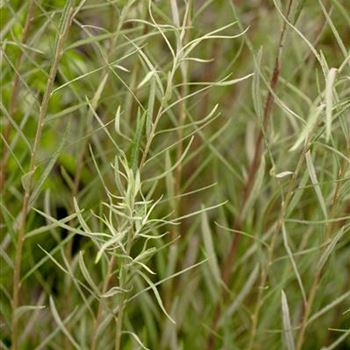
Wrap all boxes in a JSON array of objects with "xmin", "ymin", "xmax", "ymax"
[{"xmin": 1, "ymin": 0, "xmax": 350, "ymax": 349}]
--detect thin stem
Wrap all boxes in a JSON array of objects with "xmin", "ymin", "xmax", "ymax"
[
  {"xmin": 11, "ymin": 5, "xmax": 76, "ymax": 349},
  {"xmin": 206, "ymin": 1, "xmax": 293, "ymax": 349},
  {"xmin": 163, "ymin": 0, "xmax": 192, "ymax": 315},
  {"xmin": 114, "ymin": 231, "xmax": 133, "ymax": 350},
  {"xmin": 90, "ymin": 257, "xmax": 116, "ymax": 350},
  {"xmin": 247, "ymin": 149, "xmax": 305, "ymax": 350},
  {"xmin": 64, "ymin": 9, "xmax": 121, "ymax": 350},
  {"xmin": 71, "ymin": 5, "xmax": 121, "ymax": 199},
  {"xmin": 296, "ymin": 144, "xmax": 350, "ymax": 350},
  {"xmin": 114, "ymin": 291, "xmax": 126, "ymax": 350}
]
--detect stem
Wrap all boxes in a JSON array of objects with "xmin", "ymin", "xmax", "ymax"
[
  {"xmin": 114, "ymin": 292, "xmax": 126, "ymax": 350},
  {"xmin": 90, "ymin": 257, "xmax": 116, "ymax": 350},
  {"xmin": 11, "ymin": 5, "xmax": 76, "ymax": 349},
  {"xmin": 163, "ymin": 0, "xmax": 192, "ymax": 315},
  {"xmin": 114, "ymin": 232, "xmax": 133, "ymax": 350},
  {"xmin": 296, "ymin": 144, "xmax": 350, "ymax": 350},
  {"xmin": 206, "ymin": 1, "xmax": 293, "ymax": 348},
  {"xmin": 71, "ymin": 4, "xmax": 122, "ymax": 200},
  {"xmin": 247, "ymin": 153, "xmax": 304, "ymax": 350},
  {"xmin": 64, "ymin": 11, "xmax": 122, "ymax": 347}
]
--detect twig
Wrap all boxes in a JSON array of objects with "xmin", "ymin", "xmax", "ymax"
[
  {"xmin": 296, "ymin": 143, "xmax": 350, "ymax": 350},
  {"xmin": 63, "ymin": 8, "xmax": 121, "ymax": 350},
  {"xmin": 11, "ymin": 4, "xmax": 76, "ymax": 349},
  {"xmin": 247, "ymin": 148, "xmax": 305, "ymax": 350},
  {"xmin": 163, "ymin": 0, "xmax": 192, "ymax": 312},
  {"xmin": 90, "ymin": 257, "xmax": 116, "ymax": 350},
  {"xmin": 206, "ymin": 1, "xmax": 293, "ymax": 349},
  {"xmin": 114, "ymin": 232, "xmax": 133, "ymax": 350}
]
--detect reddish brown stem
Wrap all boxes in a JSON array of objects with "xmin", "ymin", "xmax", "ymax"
[
  {"xmin": 206, "ymin": 1, "xmax": 293, "ymax": 348},
  {"xmin": 296, "ymin": 143, "xmax": 350, "ymax": 350}
]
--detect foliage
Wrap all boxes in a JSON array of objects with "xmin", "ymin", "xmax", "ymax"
[{"xmin": 1, "ymin": 1, "xmax": 350, "ymax": 349}]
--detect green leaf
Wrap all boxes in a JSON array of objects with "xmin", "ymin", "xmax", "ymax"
[
  {"xmin": 281, "ymin": 290, "xmax": 295, "ymax": 350},
  {"xmin": 21, "ymin": 168, "xmax": 36, "ymax": 192},
  {"xmin": 130, "ymin": 109, "xmax": 146, "ymax": 171}
]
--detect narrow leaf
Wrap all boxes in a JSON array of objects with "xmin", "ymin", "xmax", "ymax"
[
  {"xmin": 305, "ymin": 151, "xmax": 327, "ymax": 218},
  {"xmin": 201, "ymin": 210, "xmax": 220, "ymax": 284},
  {"xmin": 281, "ymin": 290, "xmax": 295, "ymax": 350},
  {"xmin": 49, "ymin": 297, "xmax": 80, "ymax": 350},
  {"xmin": 325, "ymin": 68, "xmax": 337, "ymax": 141}
]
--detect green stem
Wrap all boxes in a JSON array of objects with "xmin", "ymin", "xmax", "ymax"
[
  {"xmin": 90, "ymin": 257, "xmax": 116, "ymax": 350},
  {"xmin": 11, "ymin": 4, "xmax": 76, "ymax": 349},
  {"xmin": 115, "ymin": 230, "xmax": 133, "ymax": 350}
]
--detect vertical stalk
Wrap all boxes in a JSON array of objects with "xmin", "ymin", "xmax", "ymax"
[
  {"xmin": 114, "ymin": 283, "xmax": 126, "ymax": 350},
  {"xmin": 296, "ymin": 144, "xmax": 350, "ymax": 350},
  {"xmin": 206, "ymin": 1, "xmax": 293, "ymax": 349},
  {"xmin": 64, "ymin": 9, "xmax": 122, "ymax": 347},
  {"xmin": 163, "ymin": 0, "xmax": 192, "ymax": 314},
  {"xmin": 11, "ymin": 4, "xmax": 76, "ymax": 349},
  {"xmin": 247, "ymin": 149, "xmax": 305, "ymax": 350},
  {"xmin": 114, "ymin": 231, "xmax": 133, "ymax": 350},
  {"xmin": 173, "ymin": 7, "xmax": 191, "ymax": 222},
  {"xmin": 90, "ymin": 257, "xmax": 116, "ymax": 350}
]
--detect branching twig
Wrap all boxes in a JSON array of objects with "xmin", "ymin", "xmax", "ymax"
[
  {"xmin": 11, "ymin": 4, "xmax": 76, "ymax": 349},
  {"xmin": 206, "ymin": 2, "xmax": 294, "ymax": 349},
  {"xmin": 296, "ymin": 143, "xmax": 350, "ymax": 350}
]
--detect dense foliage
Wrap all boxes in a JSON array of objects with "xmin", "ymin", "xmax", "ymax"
[{"xmin": 1, "ymin": 1, "xmax": 350, "ymax": 349}]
